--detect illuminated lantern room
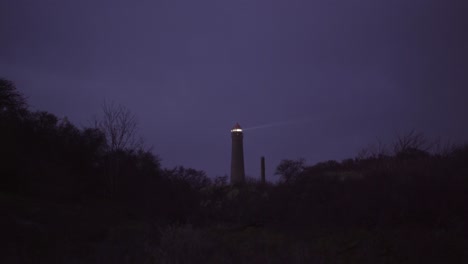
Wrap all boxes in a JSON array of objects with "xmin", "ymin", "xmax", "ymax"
[{"xmin": 231, "ymin": 123, "xmax": 243, "ymax": 133}]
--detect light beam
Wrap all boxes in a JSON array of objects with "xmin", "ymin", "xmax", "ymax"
[{"xmin": 243, "ymin": 118, "xmax": 316, "ymax": 131}]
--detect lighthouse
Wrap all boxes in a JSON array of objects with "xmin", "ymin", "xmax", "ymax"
[{"xmin": 230, "ymin": 123, "xmax": 245, "ymax": 185}]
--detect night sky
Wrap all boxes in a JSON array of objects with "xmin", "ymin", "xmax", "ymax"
[{"xmin": 1, "ymin": 0, "xmax": 467, "ymax": 180}]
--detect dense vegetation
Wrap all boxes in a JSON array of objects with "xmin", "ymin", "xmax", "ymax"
[{"xmin": 1, "ymin": 78, "xmax": 468, "ymax": 263}]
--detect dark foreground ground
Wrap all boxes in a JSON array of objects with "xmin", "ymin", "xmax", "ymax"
[{"xmin": 2, "ymin": 191, "xmax": 467, "ymax": 264}]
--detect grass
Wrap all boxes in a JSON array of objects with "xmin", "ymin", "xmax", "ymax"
[{"xmin": 2, "ymin": 190, "xmax": 468, "ymax": 264}]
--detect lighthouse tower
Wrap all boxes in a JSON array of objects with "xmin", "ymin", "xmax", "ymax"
[{"xmin": 231, "ymin": 123, "xmax": 245, "ymax": 185}]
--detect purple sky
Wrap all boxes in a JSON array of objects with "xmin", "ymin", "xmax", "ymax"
[{"xmin": 1, "ymin": 0, "xmax": 467, "ymax": 180}]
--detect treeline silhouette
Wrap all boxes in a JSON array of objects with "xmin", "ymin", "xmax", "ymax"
[
  {"xmin": 2, "ymin": 78, "xmax": 468, "ymax": 263},
  {"xmin": 1, "ymin": 78, "xmax": 211, "ymax": 221}
]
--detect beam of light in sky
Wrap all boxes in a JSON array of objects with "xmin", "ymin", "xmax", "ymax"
[{"xmin": 243, "ymin": 118, "xmax": 317, "ymax": 131}]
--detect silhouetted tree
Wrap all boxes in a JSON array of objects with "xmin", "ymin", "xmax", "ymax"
[
  {"xmin": 95, "ymin": 101, "xmax": 144, "ymax": 197},
  {"xmin": 275, "ymin": 158, "xmax": 305, "ymax": 183},
  {"xmin": 0, "ymin": 78, "xmax": 27, "ymax": 116},
  {"xmin": 0, "ymin": 79, "xmax": 28, "ymax": 192},
  {"xmin": 164, "ymin": 166, "xmax": 211, "ymax": 190},
  {"xmin": 357, "ymin": 139, "xmax": 389, "ymax": 160},
  {"xmin": 393, "ymin": 130, "xmax": 431, "ymax": 159},
  {"xmin": 213, "ymin": 175, "xmax": 229, "ymax": 187},
  {"xmin": 97, "ymin": 101, "xmax": 141, "ymax": 152}
]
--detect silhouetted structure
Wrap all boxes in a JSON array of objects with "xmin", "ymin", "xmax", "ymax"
[
  {"xmin": 230, "ymin": 123, "xmax": 245, "ymax": 185},
  {"xmin": 261, "ymin": 156, "xmax": 265, "ymax": 184}
]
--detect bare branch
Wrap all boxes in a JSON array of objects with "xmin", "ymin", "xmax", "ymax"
[
  {"xmin": 98, "ymin": 101, "xmax": 140, "ymax": 152},
  {"xmin": 393, "ymin": 130, "xmax": 430, "ymax": 155}
]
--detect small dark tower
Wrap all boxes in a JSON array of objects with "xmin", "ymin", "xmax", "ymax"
[
  {"xmin": 231, "ymin": 123, "xmax": 245, "ymax": 185},
  {"xmin": 261, "ymin": 156, "xmax": 265, "ymax": 184}
]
